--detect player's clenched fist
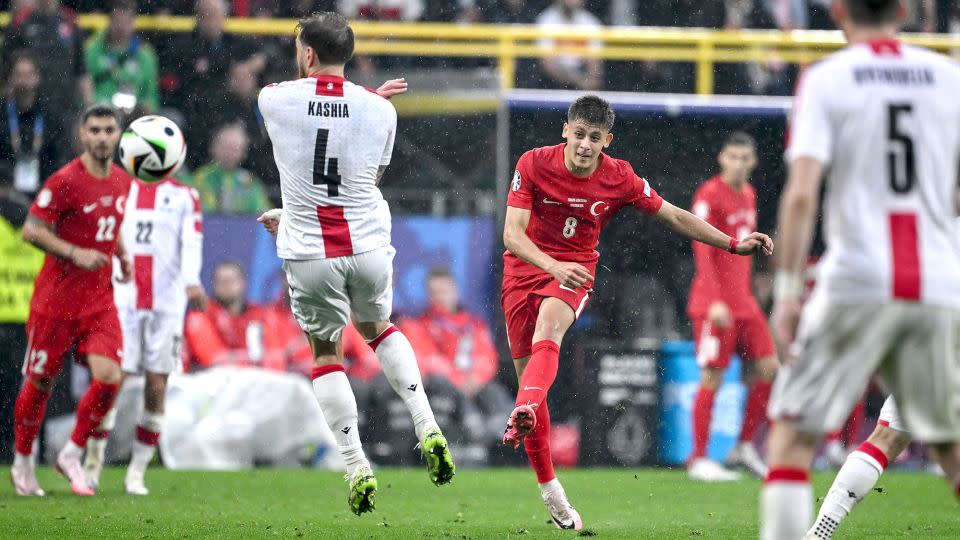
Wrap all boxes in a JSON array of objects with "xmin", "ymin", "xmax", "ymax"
[
  {"xmin": 547, "ymin": 261, "xmax": 594, "ymax": 290},
  {"xmin": 70, "ymin": 247, "xmax": 110, "ymax": 270},
  {"xmin": 771, "ymin": 298, "xmax": 802, "ymax": 360},
  {"xmin": 733, "ymin": 232, "xmax": 773, "ymax": 256},
  {"xmin": 257, "ymin": 208, "xmax": 283, "ymax": 236}
]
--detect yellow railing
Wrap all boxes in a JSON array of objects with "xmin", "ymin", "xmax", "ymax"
[{"xmin": 4, "ymin": 13, "xmax": 960, "ymax": 94}]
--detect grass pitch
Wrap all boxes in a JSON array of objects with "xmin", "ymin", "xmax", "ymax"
[{"xmin": 2, "ymin": 467, "xmax": 958, "ymax": 539}]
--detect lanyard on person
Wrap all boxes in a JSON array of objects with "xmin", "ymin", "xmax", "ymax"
[{"xmin": 7, "ymin": 100, "xmax": 44, "ymax": 156}]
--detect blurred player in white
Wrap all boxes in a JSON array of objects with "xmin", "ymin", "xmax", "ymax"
[
  {"xmin": 256, "ymin": 12, "xmax": 455, "ymax": 516},
  {"xmin": 764, "ymin": 1, "xmax": 960, "ymax": 538},
  {"xmin": 83, "ymin": 176, "xmax": 206, "ymax": 495}
]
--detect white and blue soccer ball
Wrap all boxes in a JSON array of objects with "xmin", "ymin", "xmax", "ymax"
[{"xmin": 119, "ymin": 115, "xmax": 187, "ymax": 183}]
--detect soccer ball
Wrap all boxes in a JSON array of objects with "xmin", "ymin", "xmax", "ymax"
[{"xmin": 119, "ymin": 115, "xmax": 187, "ymax": 182}]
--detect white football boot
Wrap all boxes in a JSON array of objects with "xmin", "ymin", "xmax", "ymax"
[
  {"xmin": 688, "ymin": 457, "xmax": 741, "ymax": 482},
  {"xmin": 726, "ymin": 441, "xmax": 769, "ymax": 478}
]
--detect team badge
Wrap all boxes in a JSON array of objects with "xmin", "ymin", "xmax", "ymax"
[
  {"xmin": 511, "ymin": 170, "xmax": 521, "ymax": 192},
  {"xmin": 37, "ymin": 189, "xmax": 52, "ymax": 208}
]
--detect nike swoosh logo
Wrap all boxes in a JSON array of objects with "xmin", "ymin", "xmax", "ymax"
[
  {"xmin": 523, "ymin": 386, "xmax": 542, "ymax": 391},
  {"xmin": 83, "ymin": 203, "xmax": 98, "ymax": 213},
  {"xmin": 543, "ymin": 198, "xmax": 561, "ymax": 205}
]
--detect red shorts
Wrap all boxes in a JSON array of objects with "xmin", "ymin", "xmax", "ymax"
[
  {"xmin": 691, "ymin": 310, "xmax": 776, "ymax": 369},
  {"xmin": 23, "ymin": 308, "xmax": 123, "ymax": 378},
  {"xmin": 501, "ymin": 272, "xmax": 592, "ymax": 359}
]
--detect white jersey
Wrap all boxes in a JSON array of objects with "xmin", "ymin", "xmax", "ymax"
[
  {"xmin": 258, "ymin": 75, "xmax": 397, "ymax": 260},
  {"xmin": 114, "ymin": 179, "xmax": 203, "ymax": 315},
  {"xmin": 788, "ymin": 39, "xmax": 960, "ymax": 309}
]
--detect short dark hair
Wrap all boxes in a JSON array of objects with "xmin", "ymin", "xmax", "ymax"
[
  {"xmin": 567, "ymin": 95, "xmax": 615, "ymax": 132},
  {"xmin": 297, "ymin": 12, "xmax": 354, "ymax": 65},
  {"xmin": 722, "ymin": 131, "xmax": 756, "ymax": 151},
  {"xmin": 81, "ymin": 104, "xmax": 122, "ymax": 125},
  {"xmin": 844, "ymin": 0, "xmax": 900, "ymax": 25},
  {"xmin": 427, "ymin": 267, "xmax": 454, "ymax": 281}
]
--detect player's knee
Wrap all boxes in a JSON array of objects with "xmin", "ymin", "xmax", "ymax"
[
  {"xmin": 92, "ymin": 363, "xmax": 122, "ymax": 385},
  {"xmin": 26, "ymin": 376, "xmax": 54, "ymax": 393},
  {"xmin": 699, "ymin": 367, "xmax": 724, "ymax": 390},
  {"xmin": 755, "ymin": 356, "xmax": 778, "ymax": 382},
  {"xmin": 867, "ymin": 424, "xmax": 912, "ymax": 458}
]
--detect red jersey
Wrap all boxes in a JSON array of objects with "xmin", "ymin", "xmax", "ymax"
[
  {"xmin": 687, "ymin": 175, "xmax": 761, "ymax": 318},
  {"xmin": 504, "ymin": 144, "xmax": 664, "ymax": 276},
  {"xmin": 400, "ymin": 305, "xmax": 499, "ymax": 389},
  {"xmin": 28, "ymin": 158, "xmax": 132, "ymax": 318}
]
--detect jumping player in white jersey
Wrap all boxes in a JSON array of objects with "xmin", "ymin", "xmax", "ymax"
[
  {"xmin": 256, "ymin": 12, "xmax": 455, "ymax": 515},
  {"xmin": 83, "ymin": 177, "xmax": 206, "ymax": 495},
  {"xmin": 764, "ymin": 1, "xmax": 960, "ymax": 538}
]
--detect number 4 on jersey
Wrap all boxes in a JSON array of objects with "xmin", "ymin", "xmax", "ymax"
[{"xmin": 313, "ymin": 128, "xmax": 341, "ymax": 197}]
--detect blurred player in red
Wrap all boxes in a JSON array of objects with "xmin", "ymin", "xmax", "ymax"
[
  {"xmin": 686, "ymin": 132, "xmax": 778, "ymax": 482},
  {"xmin": 11, "ymin": 105, "xmax": 132, "ymax": 497},
  {"xmin": 501, "ymin": 96, "xmax": 773, "ymax": 529}
]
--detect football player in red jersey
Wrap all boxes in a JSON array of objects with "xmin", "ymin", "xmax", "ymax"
[
  {"xmin": 11, "ymin": 105, "xmax": 132, "ymax": 497},
  {"xmin": 686, "ymin": 132, "xmax": 778, "ymax": 482},
  {"xmin": 501, "ymin": 96, "xmax": 773, "ymax": 529}
]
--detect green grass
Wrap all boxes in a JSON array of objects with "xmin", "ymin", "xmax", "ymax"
[{"xmin": 2, "ymin": 467, "xmax": 958, "ymax": 539}]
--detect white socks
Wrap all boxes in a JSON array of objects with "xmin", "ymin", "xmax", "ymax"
[
  {"xmin": 538, "ymin": 477, "xmax": 562, "ymax": 497},
  {"xmin": 761, "ymin": 469, "xmax": 813, "ymax": 540},
  {"xmin": 312, "ymin": 368, "xmax": 368, "ymax": 475},
  {"xmin": 13, "ymin": 452, "xmax": 32, "ymax": 468},
  {"xmin": 370, "ymin": 327, "xmax": 436, "ymax": 440},
  {"xmin": 130, "ymin": 411, "xmax": 164, "ymax": 473},
  {"xmin": 60, "ymin": 439, "xmax": 84, "ymax": 460},
  {"xmin": 809, "ymin": 446, "xmax": 886, "ymax": 539}
]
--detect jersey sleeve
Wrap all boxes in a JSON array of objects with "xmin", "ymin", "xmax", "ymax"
[
  {"xmin": 506, "ymin": 151, "xmax": 536, "ymax": 210},
  {"xmin": 180, "ymin": 187, "xmax": 203, "ymax": 287},
  {"xmin": 786, "ymin": 65, "xmax": 833, "ymax": 165},
  {"xmin": 28, "ymin": 173, "xmax": 69, "ymax": 225},
  {"xmin": 380, "ymin": 104, "xmax": 398, "ymax": 167},
  {"xmin": 629, "ymin": 173, "xmax": 664, "ymax": 215}
]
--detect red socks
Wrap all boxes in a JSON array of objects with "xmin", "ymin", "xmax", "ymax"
[
  {"xmin": 70, "ymin": 380, "xmax": 120, "ymax": 447},
  {"xmin": 739, "ymin": 381, "xmax": 772, "ymax": 443},
  {"xmin": 690, "ymin": 386, "xmax": 715, "ymax": 461},
  {"xmin": 14, "ymin": 380, "xmax": 51, "ymax": 456},
  {"xmin": 515, "ymin": 340, "xmax": 560, "ymax": 408},
  {"xmin": 524, "ymin": 400, "xmax": 555, "ymax": 483}
]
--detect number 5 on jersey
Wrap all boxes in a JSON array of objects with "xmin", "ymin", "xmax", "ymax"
[{"xmin": 313, "ymin": 128, "xmax": 341, "ymax": 197}]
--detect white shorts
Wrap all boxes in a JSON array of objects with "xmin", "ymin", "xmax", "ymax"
[
  {"xmin": 878, "ymin": 396, "xmax": 907, "ymax": 433},
  {"xmin": 119, "ymin": 308, "xmax": 184, "ymax": 375},
  {"xmin": 283, "ymin": 245, "xmax": 395, "ymax": 342},
  {"xmin": 769, "ymin": 301, "xmax": 960, "ymax": 443}
]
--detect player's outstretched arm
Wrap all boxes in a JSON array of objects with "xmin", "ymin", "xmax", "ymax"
[
  {"xmin": 503, "ymin": 206, "xmax": 594, "ymax": 289},
  {"xmin": 771, "ymin": 156, "xmax": 824, "ymax": 351},
  {"xmin": 21, "ymin": 215, "xmax": 108, "ymax": 270},
  {"xmin": 653, "ymin": 200, "xmax": 774, "ymax": 256}
]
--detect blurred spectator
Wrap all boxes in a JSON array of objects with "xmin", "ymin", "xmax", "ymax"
[
  {"xmin": 535, "ymin": 0, "xmax": 604, "ymax": 91},
  {"xmin": 187, "ymin": 124, "xmax": 272, "ymax": 214},
  {"xmin": 2, "ymin": 0, "xmax": 92, "ymax": 112},
  {"xmin": 400, "ymin": 267, "xmax": 512, "ymax": 443},
  {"xmin": 339, "ymin": 0, "xmax": 424, "ymax": 20},
  {"xmin": 160, "ymin": 0, "xmax": 265, "ymax": 124},
  {"xmin": 85, "ymin": 0, "xmax": 160, "ymax": 114},
  {"xmin": 197, "ymin": 62, "xmax": 276, "ymax": 187},
  {"xmin": 482, "ymin": 0, "xmax": 537, "ymax": 23},
  {"xmin": 0, "ymin": 50, "xmax": 63, "ymax": 197},
  {"xmin": 183, "ymin": 261, "xmax": 284, "ymax": 371}
]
